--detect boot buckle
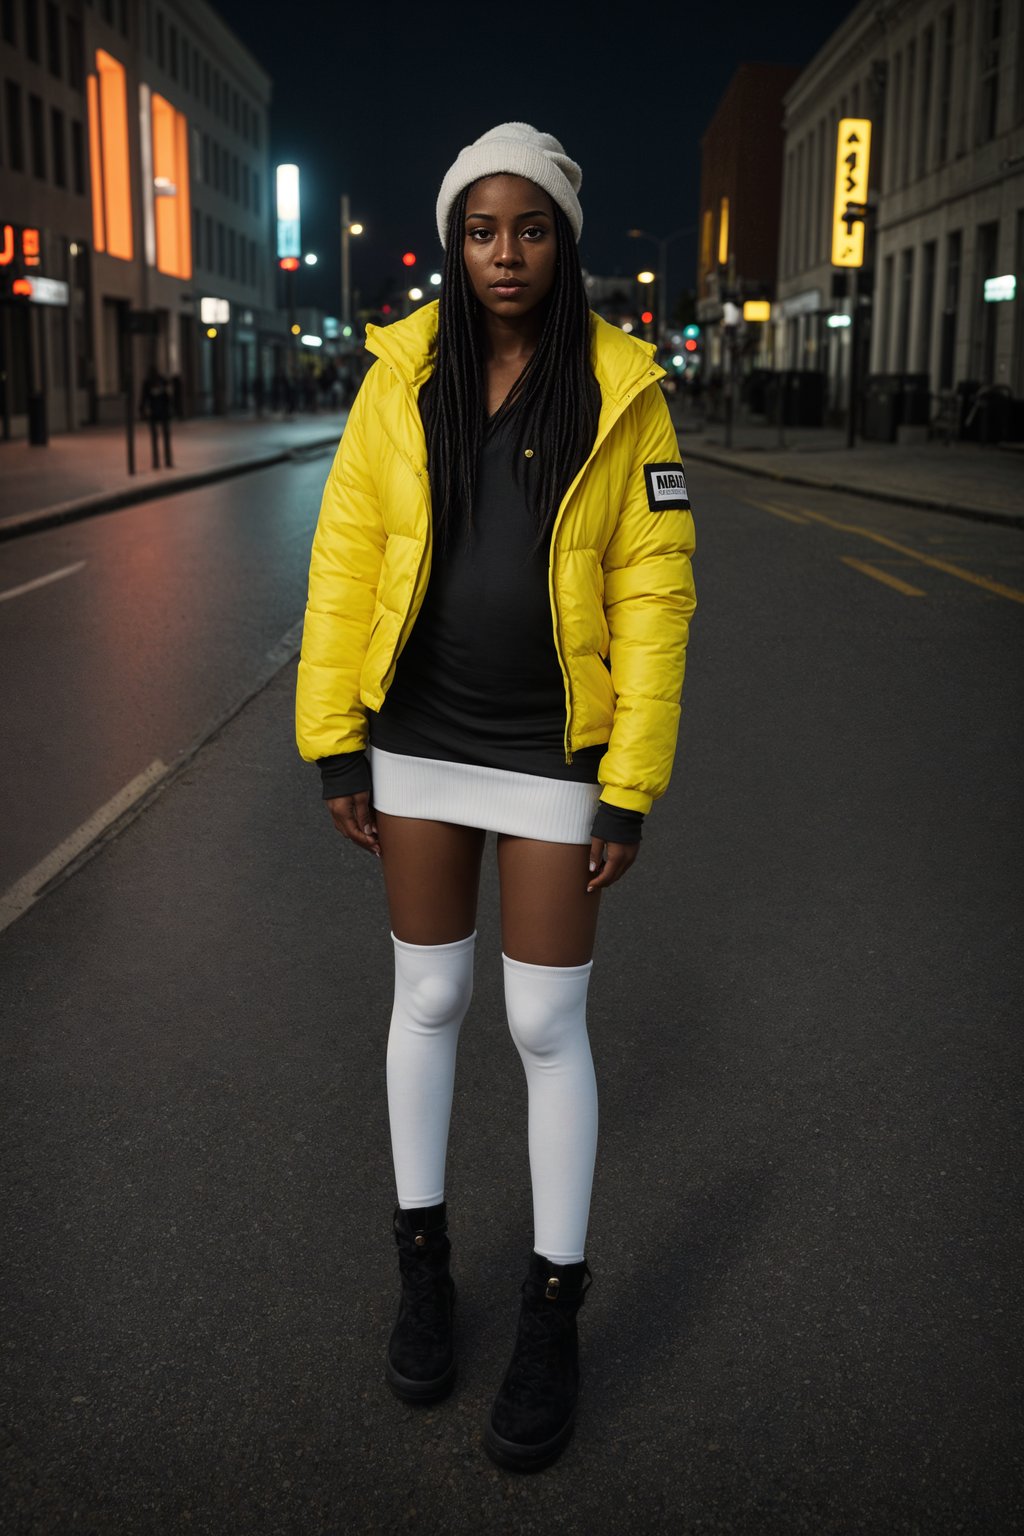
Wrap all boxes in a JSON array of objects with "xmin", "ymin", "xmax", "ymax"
[
  {"xmin": 545, "ymin": 1276, "xmax": 560, "ymax": 1300},
  {"xmin": 414, "ymin": 1232, "xmax": 427, "ymax": 1247}
]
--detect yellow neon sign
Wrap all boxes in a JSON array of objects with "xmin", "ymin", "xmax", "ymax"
[{"xmin": 831, "ymin": 118, "xmax": 872, "ymax": 268}]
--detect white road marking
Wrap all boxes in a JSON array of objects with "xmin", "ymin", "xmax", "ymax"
[
  {"xmin": 0, "ymin": 759, "xmax": 167, "ymax": 934},
  {"xmin": 0, "ymin": 561, "xmax": 86, "ymax": 604}
]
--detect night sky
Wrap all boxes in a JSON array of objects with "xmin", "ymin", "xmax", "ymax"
[{"xmin": 212, "ymin": 0, "xmax": 861, "ymax": 320}]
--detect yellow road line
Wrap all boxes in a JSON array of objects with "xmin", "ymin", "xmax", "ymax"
[
  {"xmin": 790, "ymin": 503, "xmax": 1024, "ymax": 605},
  {"xmin": 841, "ymin": 556, "xmax": 926, "ymax": 597},
  {"xmin": 753, "ymin": 500, "xmax": 809, "ymax": 525}
]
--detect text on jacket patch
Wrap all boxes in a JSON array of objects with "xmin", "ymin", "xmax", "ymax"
[{"xmin": 643, "ymin": 462, "xmax": 691, "ymax": 513}]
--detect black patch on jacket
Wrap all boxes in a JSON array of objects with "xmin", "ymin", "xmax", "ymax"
[{"xmin": 643, "ymin": 462, "xmax": 690, "ymax": 512}]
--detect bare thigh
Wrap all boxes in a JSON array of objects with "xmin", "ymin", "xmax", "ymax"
[
  {"xmin": 497, "ymin": 836, "xmax": 602, "ymax": 967},
  {"xmin": 377, "ymin": 811, "xmax": 486, "ymax": 945}
]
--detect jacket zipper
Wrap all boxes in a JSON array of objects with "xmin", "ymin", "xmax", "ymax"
[{"xmin": 548, "ymin": 369, "xmax": 662, "ymax": 763}]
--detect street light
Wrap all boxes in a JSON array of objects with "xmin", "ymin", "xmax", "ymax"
[
  {"xmin": 409, "ymin": 287, "xmax": 423, "ymax": 301},
  {"xmin": 304, "ymin": 252, "xmax": 317, "ymax": 265},
  {"xmin": 340, "ymin": 194, "xmax": 364, "ymax": 335},
  {"xmin": 627, "ymin": 225, "xmax": 695, "ymax": 347}
]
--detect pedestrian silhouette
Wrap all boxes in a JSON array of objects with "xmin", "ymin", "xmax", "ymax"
[{"xmin": 140, "ymin": 366, "xmax": 174, "ymax": 469}]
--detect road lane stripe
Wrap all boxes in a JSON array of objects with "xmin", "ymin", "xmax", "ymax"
[
  {"xmin": 790, "ymin": 504, "xmax": 1024, "ymax": 605},
  {"xmin": 750, "ymin": 500, "xmax": 809, "ymax": 525},
  {"xmin": 0, "ymin": 561, "xmax": 86, "ymax": 604},
  {"xmin": 0, "ymin": 759, "xmax": 167, "ymax": 934},
  {"xmin": 841, "ymin": 556, "xmax": 926, "ymax": 596}
]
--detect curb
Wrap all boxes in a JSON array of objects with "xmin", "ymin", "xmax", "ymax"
[
  {"xmin": 673, "ymin": 431, "xmax": 1024, "ymax": 531},
  {"xmin": 0, "ymin": 435, "xmax": 340, "ymax": 543}
]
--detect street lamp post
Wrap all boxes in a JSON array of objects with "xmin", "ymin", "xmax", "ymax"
[
  {"xmin": 627, "ymin": 226, "xmax": 694, "ymax": 346},
  {"xmin": 340, "ymin": 195, "xmax": 364, "ymax": 336}
]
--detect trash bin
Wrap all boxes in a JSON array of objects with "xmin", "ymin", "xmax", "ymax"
[
  {"xmin": 27, "ymin": 391, "xmax": 48, "ymax": 446},
  {"xmin": 862, "ymin": 375, "xmax": 900, "ymax": 442},
  {"xmin": 900, "ymin": 373, "xmax": 931, "ymax": 427},
  {"xmin": 972, "ymin": 385, "xmax": 1012, "ymax": 445},
  {"xmin": 784, "ymin": 370, "xmax": 826, "ymax": 427}
]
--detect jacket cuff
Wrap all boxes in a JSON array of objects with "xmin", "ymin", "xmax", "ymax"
[
  {"xmin": 590, "ymin": 801, "xmax": 644, "ymax": 845},
  {"xmin": 319, "ymin": 750, "xmax": 371, "ymax": 800}
]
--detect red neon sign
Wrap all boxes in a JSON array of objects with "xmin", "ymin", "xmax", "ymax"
[
  {"xmin": 0, "ymin": 225, "xmax": 13, "ymax": 265},
  {"xmin": 279, "ymin": 256, "xmax": 300, "ymax": 271},
  {"xmin": 22, "ymin": 227, "xmax": 41, "ymax": 266},
  {"xmin": 12, "ymin": 277, "xmax": 33, "ymax": 296}
]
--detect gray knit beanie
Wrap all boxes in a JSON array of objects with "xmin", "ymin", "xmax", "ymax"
[{"xmin": 435, "ymin": 122, "xmax": 583, "ymax": 248}]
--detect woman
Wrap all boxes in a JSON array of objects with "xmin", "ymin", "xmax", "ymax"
[{"xmin": 296, "ymin": 122, "xmax": 696, "ymax": 1472}]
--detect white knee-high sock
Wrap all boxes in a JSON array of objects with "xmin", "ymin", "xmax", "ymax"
[
  {"xmin": 502, "ymin": 953, "xmax": 598, "ymax": 1265},
  {"xmin": 386, "ymin": 932, "xmax": 475, "ymax": 1209}
]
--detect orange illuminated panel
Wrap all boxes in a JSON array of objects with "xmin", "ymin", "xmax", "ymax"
[
  {"xmin": 174, "ymin": 106, "xmax": 192, "ymax": 279},
  {"xmin": 0, "ymin": 224, "xmax": 13, "ymax": 265},
  {"xmin": 152, "ymin": 93, "xmax": 192, "ymax": 279},
  {"xmin": 12, "ymin": 278, "xmax": 32, "ymax": 296},
  {"xmin": 23, "ymin": 228, "xmax": 41, "ymax": 266},
  {"xmin": 87, "ymin": 74, "xmax": 106, "ymax": 251},
  {"xmin": 96, "ymin": 49, "xmax": 133, "ymax": 261}
]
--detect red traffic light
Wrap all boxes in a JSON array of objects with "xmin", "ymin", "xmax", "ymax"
[
  {"xmin": 641, "ymin": 310, "xmax": 653, "ymax": 325},
  {"xmin": 684, "ymin": 338, "xmax": 698, "ymax": 352},
  {"xmin": 279, "ymin": 256, "xmax": 300, "ymax": 271},
  {"xmin": 402, "ymin": 252, "xmax": 416, "ymax": 267},
  {"xmin": 381, "ymin": 303, "xmax": 392, "ymax": 315}
]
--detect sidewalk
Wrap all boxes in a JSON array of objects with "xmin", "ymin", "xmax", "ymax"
[
  {"xmin": 672, "ymin": 405, "xmax": 1024, "ymax": 527},
  {"xmin": 0, "ymin": 410, "xmax": 346, "ymax": 539}
]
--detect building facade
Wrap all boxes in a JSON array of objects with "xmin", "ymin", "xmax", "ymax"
[
  {"xmin": 776, "ymin": 0, "xmax": 1024, "ymax": 418},
  {"xmin": 696, "ymin": 62, "xmax": 800, "ymax": 371},
  {"xmin": 0, "ymin": 0, "xmax": 277, "ymax": 441}
]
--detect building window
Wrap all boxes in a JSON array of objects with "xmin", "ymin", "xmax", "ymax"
[
  {"xmin": 201, "ymin": 130, "xmax": 209, "ymax": 183},
  {"xmin": 888, "ymin": 51, "xmax": 903, "ymax": 187},
  {"xmin": 5, "ymin": 79, "xmax": 24, "ymax": 171},
  {"xmin": 937, "ymin": 7, "xmax": 954, "ymax": 162},
  {"xmin": 253, "ymin": 114, "xmax": 259, "ymax": 149},
  {"xmin": 23, "ymin": 0, "xmax": 39, "ymax": 60},
  {"xmin": 182, "ymin": 39, "xmax": 189, "ymax": 90},
  {"xmin": 100, "ymin": 0, "xmax": 111, "ymax": 24},
  {"xmin": 1, "ymin": 0, "xmax": 16, "ymax": 46},
  {"xmin": 66, "ymin": 14, "xmax": 83, "ymax": 88},
  {"xmin": 29, "ymin": 91, "xmax": 46, "ymax": 178},
  {"xmin": 232, "ymin": 154, "xmax": 238, "ymax": 201},
  {"xmin": 978, "ymin": 0, "xmax": 1001, "ymax": 142},
  {"xmin": 901, "ymin": 39, "xmax": 916, "ymax": 186},
  {"xmin": 896, "ymin": 248, "xmax": 914, "ymax": 370},
  {"xmin": 918, "ymin": 26, "xmax": 934, "ymax": 178},
  {"xmin": 253, "ymin": 171, "xmax": 260, "ymax": 217},
  {"xmin": 203, "ymin": 60, "xmax": 210, "ymax": 107},
  {"xmin": 118, "ymin": 0, "xmax": 127, "ymax": 35},
  {"xmin": 228, "ymin": 226, "xmax": 236, "ymax": 280},
  {"xmin": 974, "ymin": 220, "xmax": 1000, "ymax": 380},
  {"xmin": 193, "ymin": 207, "xmax": 200, "ymax": 268},
  {"xmin": 169, "ymin": 23, "xmax": 177, "ymax": 79},
  {"xmin": 232, "ymin": 90, "xmax": 238, "ymax": 132},
  {"xmin": 242, "ymin": 162, "xmax": 249, "ymax": 209},
  {"xmin": 71, "ymin": 116, "xmax": 84, "ymax": 192},
  {"xmin": 217, "ymin": 221, "xmax": 224, "ymax": 274},
  {"xmin": 45, "ymin": 0, "xmax": 60, "ymax": 75},
  {"xmin": 155, "ymin": 10, "xmax": 164, "ymax": 69},
  {"xmin": 205, "ymin": 211, "xmax": 212, "ymax": 268},
  {"xmin": 50, "ymin": 103, "xmax": 65, "ymax": 185},
  {"xmin": 880, "ymin": 253, "xmax": 895, "ymax": 371},
  {"xmin": 918, "ymin": 240, "xmax": 937, "ymax": 375},
  {"xmin": 939, "ymin": 230, "xmax": 961, "ymax": 388}
]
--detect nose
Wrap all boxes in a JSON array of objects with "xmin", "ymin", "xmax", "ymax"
[{"xmin": 494, "ymin": 232, "xmax": 521, "ymax": 267}]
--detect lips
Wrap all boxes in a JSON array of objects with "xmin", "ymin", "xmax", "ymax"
[{"xmin": 490, "ymin": 279, "xmax": 526, "ymax": 290}]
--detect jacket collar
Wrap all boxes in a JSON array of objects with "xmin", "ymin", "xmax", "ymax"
[{"xmin": 364, "ymin": 300, "xmax": 664, "ymax": 402}]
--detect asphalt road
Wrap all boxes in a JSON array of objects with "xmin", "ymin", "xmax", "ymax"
[
  {"xmin": 0, "ymin": 449, "xmax": 334, "ymax": 895},
  {"xmin": 1, "ymin": 459, "xmax": 1022, "ymax": 1533}
]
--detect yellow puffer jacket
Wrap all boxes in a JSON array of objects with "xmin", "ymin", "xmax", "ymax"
[{"xmin": 296, "ymin": 301, "xmax": 696, "ymax": 816}]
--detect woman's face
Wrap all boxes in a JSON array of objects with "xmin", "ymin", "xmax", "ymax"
[{"xmin": 462, "ymin": 175, "xmax": 558, "ymax": 319}]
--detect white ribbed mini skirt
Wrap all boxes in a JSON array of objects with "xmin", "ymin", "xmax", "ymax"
[{"xmin": 368, "ymin": 747, "xmax": 601, "ymax": 845}]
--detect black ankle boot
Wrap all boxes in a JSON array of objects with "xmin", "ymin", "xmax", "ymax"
[
  {"xmin": 484, "ymin": 1252, "xmax": 592, "ymax": 1471},
  {"xmin": 386, "ymin": 1203, "xmax": 457, "ymax": 1403}
]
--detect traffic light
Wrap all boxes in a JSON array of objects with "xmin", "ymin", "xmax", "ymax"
[
  {"xmin": 683, "ymin": 324, "xmax": 700, "ymax": 339},
  {"xmin": 402, "ymin": 252, "xmax": 416, "ymax": 267},
  {"xmin": 641, "ymin": 310, "xmax": 654, "ymax": 325},
  {"xmin": 279, "ymin": 256, "xmax": 300, "ymax": 271}
]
